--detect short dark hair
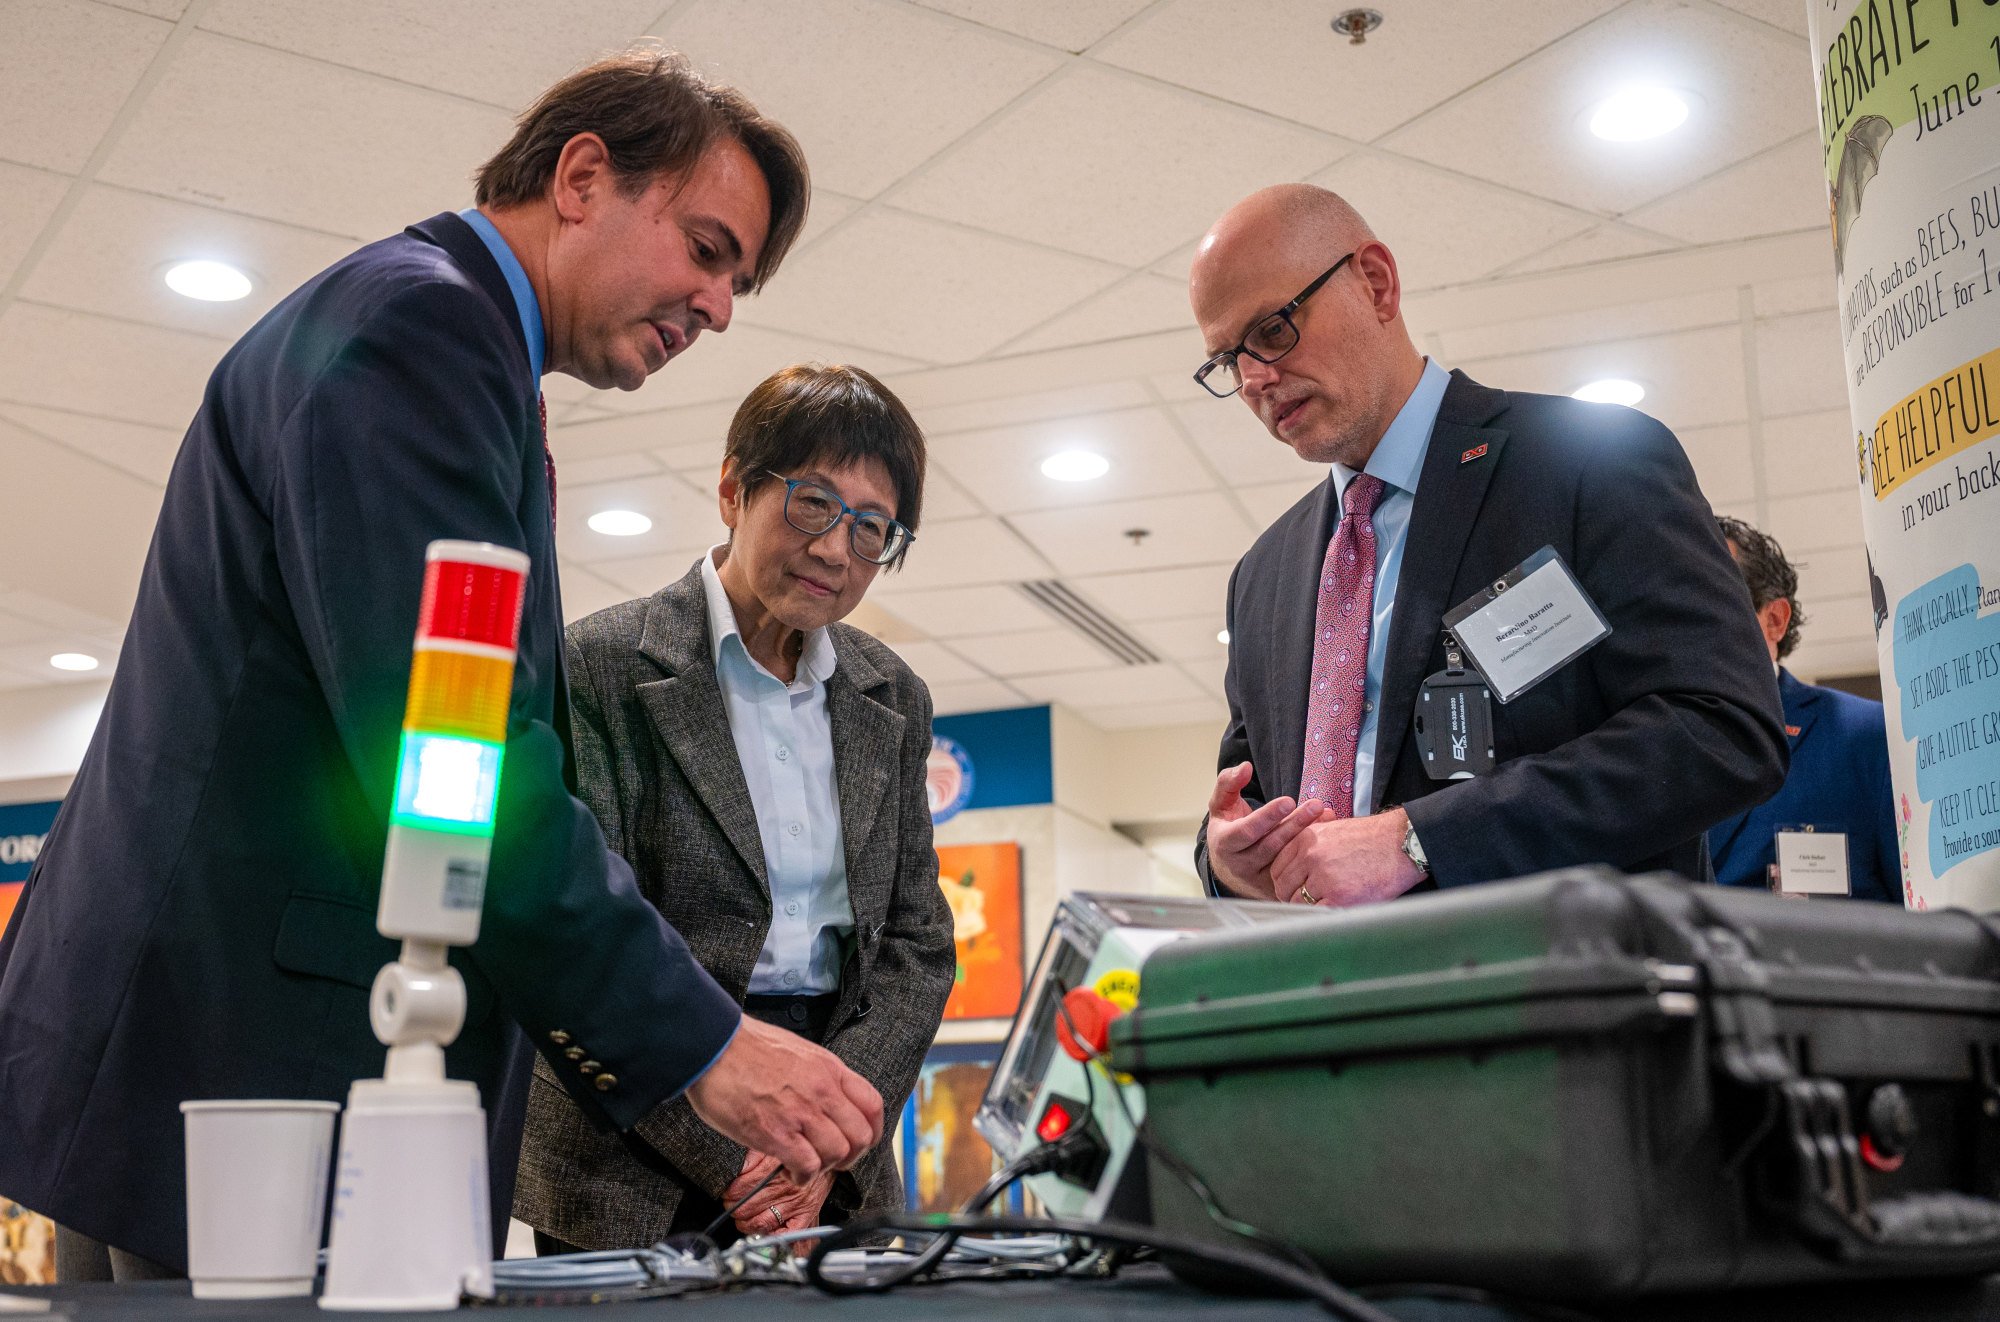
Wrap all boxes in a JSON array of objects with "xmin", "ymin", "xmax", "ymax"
[
  {"xmin": 725, "ymin": 365, "xmax": 926, "ymax": 566},
  {"xmin": 1717, "ymin": 515, "xmax": 1805, "ymax": 659},
  {"xmin": 474, "ymin": 47, "xmax": 809, "ymax": 293}
]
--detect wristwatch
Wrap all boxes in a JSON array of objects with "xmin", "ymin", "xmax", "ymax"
[{"xmin": 1400, "ymin": 815, "xmax": 1431, "ymax": 880}]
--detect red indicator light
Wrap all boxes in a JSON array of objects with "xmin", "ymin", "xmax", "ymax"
[
  {"xmin": 1036, "ymin": 1101, "xmax": 1072, "ymax": 1143},
  {"xmin": 418, "ymin": 559, "xmax": 526, "ymax": 650}
]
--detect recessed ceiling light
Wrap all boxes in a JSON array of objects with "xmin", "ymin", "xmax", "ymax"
[
  {"xmin": 1041, "ymin": 451, "xmax": 1110, "ymax": 482},
  {"xmin": 49, "ymin": 652, "xmax": 99, "ymax": 672},
  {"xmin": 1588, "ymin": 85, "xmax": 1689, "ymax": 142},
  {"xmin": 586, "ymin": 509, "xmax": 652, "ymax": 536},
  {"xmin": 1572, "ymin": 378, "xmax": 1646, "ymax": 407},
  {"xmin": 1217, "ymin": 628, "xmax": 1231, "ymax": 645},
  {"xmin": 164, "ymin": 259, "xmax": 253, "ymax": 302}
]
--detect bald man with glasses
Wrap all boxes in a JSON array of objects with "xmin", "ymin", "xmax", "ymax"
[{"xmin": 1188, "ymin": 184, "xmax": 1786, "ymax": 907}]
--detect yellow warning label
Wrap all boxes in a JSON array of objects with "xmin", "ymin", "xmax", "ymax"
[
  {"xmin": 1865, "ymin": 347, "xmax": 2000, "ymax": 500},
  {"xmin": 1094, "ymin": 968, "xmax": 1140, "ymax": 1011}
]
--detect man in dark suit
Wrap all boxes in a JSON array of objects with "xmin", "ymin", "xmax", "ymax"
[
  {"xmin": 1188, "ymin": 184, "xmax": 1786, "ymax": 906},
  {"xmin": 0, "ymin": 51, "xmax": 882, "ymax": 1279},
  {"xmin": 1708, "ymin": 516, "xmax": 1902, "ymax": 903}
]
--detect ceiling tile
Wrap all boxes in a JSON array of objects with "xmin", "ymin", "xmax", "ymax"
[
  {"xmin": 1236, "ymin": 475, "xmax": 1322, "ymax": 526},
  {"xmin": 930, "ymin": 405, "xmax": 1214, "ymax": 514},
  {"xmin": 895, "ymin": 65, "xmax": 1346, "ymax": 266},
  {"xmin": 1011, "ymin": 662, "xmax": 1202, "ymax": 707},
  {"xmin": 952, "ymin": 626, "xmax": 1115, "ymax": 677},
  {"xmin": 97, "ymin": 0, "xmax": 188, "ymax": 15},
  {"xmin": 1071, "ymin": 563, "xmax": 1234, "ymax": 622},
  {"xmin": 1093, "ymin": 0, "xmax": 1618, "ymax": 143},
  {"xmin": 0, "ymin": 164, "xmax": 71, "ymax": 287},
  {"xmin": 554, "ymin": 406, "xmax": 728, "ymax": 465},
  {"xmin": 1459, "ymin": 323, "xmax": 1748, "ymax": 432},
  {"xmin": 0, "ymin": 303, "xmax": 221, "ymax": 429},
  {"xmin": 915, "ymin": 382, "xmax": 1152, "ymax": 436},
  {"xmin": 1496, "ymin": 224, "xmax": 1677, "ymax": 277},
  {"xmin": 884, "ymin": 639, "xmax": 986, "ymax": 685},
  {"xmin": 1623, "ymin": 133, "xmax": 1825, "ymax": 243},
  {"xmin": 0, "ymin": 416, "xmax": 161, "ymax": 621},
  {"xmin": 1004, "ymin": 274, "xmax": 1196, "ymax": 355},
  {"xmin": 553, "ymin": 450, "xmax": 662, "ymax": 487},
  {"xmin": 1309, "ymin": 154, "xmax": 1594, "ymax": 289},
  {"xmin": 1009, "ymin": 491, "xmax": 1256, "ymax": 575},
  {"xmin": 1178, "ymin": 650, "xmax": 1227, "ymax": 696},
  {"xmin": 0, "ymin": 0, "xmax": 170, "ymax": 173},
  {"xmin": 888, "ymin": 517, "xmax": 1054, "ymax": 591},
  {"xmin": 1439, "ymin": 289, "xmax": 1737, "ymax": 363},
  {"xmin": 1760, "ymin": 408, "xmax": 1853, "ymax": 489},
  {"xmin": 928, "ymin": 677, "xmax": 1030, "ymax": 715},
  {"xmin": 1676, "ymin": 422, "xmax": 1757, "ymax": 506},
  {"xmin": 558, "ymin": 563, "xmax": 639, "ymax": 623},
  {"xmin": 1080, "ymin": 696, "xmax": 1227, "ymax": 730},
  {"xmin": 1795, "ymin": 542, "xmax": 1868, "ymax": 608},
  {"xmin": 587, "ymin": 548, "xmax": 713, "ymax": 597},
  {"xmin": 1764, "ymin": 488, "xmax": 1859, "ymax": 555},
  {"xmin": 0, "ymin": 405, "xmax": 182, "ymax": 485},
  {"xmin": 1753, "ymin": 274, "xmax": 1837, "ymax": 318},
  {"xmin": 907, "ymin": 0, "xmax": 1154, "ymax": 52},
  {"xmin": 663, "ymin": 0, "xmax": 1063, "ymax": 200},
  {"xmin": 1754, "ymin": 310, "xmax": 1846, "ymax": 420},
  {"xmin": 553, "ymin": 471, "xmax": 725, "ymax": 564},
  {"xmin": 583, "ymin": 321, "xmax": 927, "ymax": 412},
  {"xmin": 872, "ymin": 583, "xmax": 1051, "ymax": 638},
  {"xmin": 197, "ymin": 0, "xmax": 670, "ymax": 110},
  {"xmin": 1381, "ymin": 0, "xmax": 1813, "ymax": 216},
  {"xmin": 1131, "ymin": 615, "xmax": 1229, "ymax": 662},
  {"xmin": 744, "ymin": 210, "xmax": 1125, "ymax": 363},
  {"xmin": 920, "ymin": 468, "xmax": 984, "ymax": 522},
  {"xmin": 1708, "ymin": 0, "xmax": 1811, "ymax": 38},
  {"xmin": 22, "ymin": 184, "xmax": 356, "ymax": 339},
  {"xmin": 99, "ymin": 32, "xmax": 515, "ymax": 240},
  {"xmin": 1804, "ymin": 593, "xmax": 1873, "ymax": 642},
  {"xmin": 1172, "ymin": 397, "xmax": 1328, "ymax": 487}
]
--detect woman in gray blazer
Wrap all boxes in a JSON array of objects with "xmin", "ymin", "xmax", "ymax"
[{"xmin": 515, "ymin": 364, "xmax": 956, "ymax": 1251}]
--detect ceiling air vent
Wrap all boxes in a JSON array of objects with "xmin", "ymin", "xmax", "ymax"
[{"xmin": 1016, "ymin": 580, "xmax": 1159, "ymax": 666}]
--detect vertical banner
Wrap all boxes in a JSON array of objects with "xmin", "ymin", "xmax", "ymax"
[{"xmin": 1811, "ymin": 1, "xmax": 2000, "ymax": 908}]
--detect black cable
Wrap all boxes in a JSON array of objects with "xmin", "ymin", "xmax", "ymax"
[
  {"xmin": 805, "ymin": 1211, "xmax": 1401, "ymax": 1322},
  {"xmin": 701, "ymin": 1166, "xmax": 781, "ymax": 1242}
]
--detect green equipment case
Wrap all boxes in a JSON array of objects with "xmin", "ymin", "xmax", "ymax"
[{"xmin": 1110, "ymin": 868, "xmax": 2000, "ymax": 1298}]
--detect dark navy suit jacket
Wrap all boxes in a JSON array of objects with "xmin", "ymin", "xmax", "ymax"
[
  {"xmin": 0, "ymin": 213, "xmax": 740, "ymax": 1269},
  {"xmin": 1708, "ymin": 667, "xmax": 1902, "ymax": 903},
  {"xmin": 1199, "ymin": 371, "xmax": 1788, "ymax": 890}
]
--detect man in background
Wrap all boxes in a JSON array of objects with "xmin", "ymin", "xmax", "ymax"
[
  {"xmin": 0, "ymin": 49, "xmax": 883, "ymax": 1280},
  {"xmin": 1708, "ymin": 516, "xmax": 1901, "ymax": 903},
  {"xmin": 1189, "ymin": 183, "xmax": 1785, "ymax": 906}
]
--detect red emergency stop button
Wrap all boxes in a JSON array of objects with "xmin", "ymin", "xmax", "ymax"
[
  {"xmin": 1056, "ymin": 987, "xmax": 1121, "ymax": 1062},
  {"xmin": 1036, "ymin": 1099, "xmax": 1073, "ymax": 1143}
]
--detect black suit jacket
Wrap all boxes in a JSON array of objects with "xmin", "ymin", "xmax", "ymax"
[
  {"xmin": 1198, "ymin": 369, "xmax": 1786, "ymax": 890},
  {"xmin": 0, "ymin": 213, "xmax": 739, "ymax": 1269},
  {"xmin": 515, "ymin": 566, "xmax": 955, "ymax": 1248}
]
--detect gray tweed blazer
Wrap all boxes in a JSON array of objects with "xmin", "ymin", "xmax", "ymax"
[{"xmin": 513, "ymin": 562, "xmax": 956, "ymax": 1249}]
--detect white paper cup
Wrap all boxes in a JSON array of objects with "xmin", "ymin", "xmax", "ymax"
[{"xmin": 182, "ymin": 1099, "xmax": 340, "ymax": 1299}]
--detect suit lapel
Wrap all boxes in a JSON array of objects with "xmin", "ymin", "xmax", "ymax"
[
  {"xmin": 1372, "ymin": 371, "xmax": 1511, "ymax": 809},
  {"xmin": 633, "ymin": 567, "xmax": 769, "ymax": 890},
  {"xmin": 1780, "ymin": 668, "xmax": 1821, "ymax": 751},
  {"xmin": 826, "ymin": 637, "xmax": 902, "ymax": 921}
]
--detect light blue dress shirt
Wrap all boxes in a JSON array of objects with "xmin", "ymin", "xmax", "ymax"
[
  {"xmin": 700, "ymin": 548, "xmax": 854, "ymax": 994},
  {"xmin": 458, "ymin": 208, "xmax": 545, "ymax": 380},
  {"xmin": 1329, "ymin": 357, "xmax": 1451, "ymax": 819}
]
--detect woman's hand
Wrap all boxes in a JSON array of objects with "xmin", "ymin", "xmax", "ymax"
[{"xmin": 724, "ymin": 1150, "xmax": 836, "ymax": 1236}]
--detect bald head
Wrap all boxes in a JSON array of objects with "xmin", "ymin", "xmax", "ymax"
[{"xmin": 1187, "ymin": 184, "xmax": 1422, "ymax": 469}]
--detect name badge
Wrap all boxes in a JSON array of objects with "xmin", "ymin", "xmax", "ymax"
[
  {"xmin": 1415, "ymin": 634, "xmax": 1496, "ymax": 780},
  {"xmin": 1774, "ymin": 826, "xmax": 1851, "ymax": 897},
  {"xmin": 1442, "ymin": 546, "xmax": 1610, "ymax": 703}
]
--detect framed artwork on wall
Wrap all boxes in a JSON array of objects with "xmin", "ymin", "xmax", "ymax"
[{"xmin": 934, "ymin": 841, "xmax": 1023, "ymax": 1022}]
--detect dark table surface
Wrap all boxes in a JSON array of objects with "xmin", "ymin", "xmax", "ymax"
[{"xmin": 5, "ymin": 1267, "xmax": 2000, "ymax": 1322}]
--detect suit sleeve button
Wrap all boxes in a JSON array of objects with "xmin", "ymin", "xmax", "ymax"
[
  {"xmin": 548, "ymin": 1030, "xmax": 572, "ymax": 1046},
  {"xmin": 594, "ymin": 1074, "xmax": 617, "ymax": 1092},
  {"xmin": 564, "ymin": 1046, "xmax": 585, "ymax": 1060},
  {"xmin": 578, "ymin": 1060, "xmax": 601, "ymax": 1076}
]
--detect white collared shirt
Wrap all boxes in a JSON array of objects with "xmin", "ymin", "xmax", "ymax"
[{"xmin": 699, "ymin": 547, "xmax": 853, "ymax": 993}]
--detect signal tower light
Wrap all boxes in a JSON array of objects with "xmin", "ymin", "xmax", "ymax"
[{"xmin": 321, "ymin": 541, "xmax": 528, "ymax": 1312}]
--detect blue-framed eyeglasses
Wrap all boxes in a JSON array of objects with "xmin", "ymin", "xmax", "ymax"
[{"xmin": 763, "ymin": 471, "xmax": 913, "ymax": 565}]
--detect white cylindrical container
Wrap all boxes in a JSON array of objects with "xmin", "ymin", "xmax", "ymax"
[
  {"xmin": 319, "ymin": 1078, "xmax": 493, "ymax": 1311},
  {"xmin": 181, "ymin": 1099, "xmax": 340, "ymax": 1300}
]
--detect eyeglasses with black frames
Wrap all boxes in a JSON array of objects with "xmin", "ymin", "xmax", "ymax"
[
  {"xmin": 763, "ymin": 470, "xmax": 913, "ymax": 565},
  {"xmin": 1192, "ymin": 252, "xmax": 1356, "ymax": 399}
]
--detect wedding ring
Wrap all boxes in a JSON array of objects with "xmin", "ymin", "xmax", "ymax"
[{"xmin": 1296, "ymin": 884, "xmax": 1317, "ymax": 905}]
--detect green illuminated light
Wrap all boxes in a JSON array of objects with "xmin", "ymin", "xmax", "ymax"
[{"xmin": 392, "ymin": 731, "xmax": 503, "ymax": 836}]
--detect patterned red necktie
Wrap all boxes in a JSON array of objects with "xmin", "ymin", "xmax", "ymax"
[
  {"xmin": 1300, "ymin": 473, "xmax": 1386, "ymax": 816},
  {"xmin": 539, "ymin": 392, "xmax": 556, "ymax": 530}
]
